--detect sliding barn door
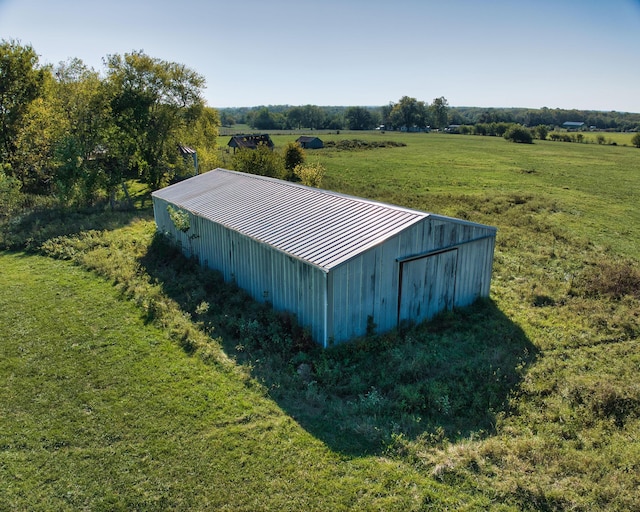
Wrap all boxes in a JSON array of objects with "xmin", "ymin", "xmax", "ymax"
[{"xmin": 398, "ymin": 249, "xmax": 458, "ymax": 326}]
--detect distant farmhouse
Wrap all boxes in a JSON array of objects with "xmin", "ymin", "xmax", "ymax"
[
  {"xmin": 227, "ymin": 134, "xmax": 274, "ymax": 152},
  {"xmin": 296, "ymin": 136, "xmax": 324, "ymax": 149},
  {"xmin": 562, "ymin": 121, "xmax": 585, "ymax": 131}
]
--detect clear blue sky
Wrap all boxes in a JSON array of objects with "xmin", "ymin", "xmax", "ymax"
[{"xmin": 1, "ymin": 0, "xmax": 639, "ymax": 112}]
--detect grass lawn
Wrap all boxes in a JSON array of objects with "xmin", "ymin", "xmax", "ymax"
[
  {"xmin": 2, "ymin": 130, "xmax": 640, "ymax": 510},
  {"xmin": 0, "ymin": 251, "xmax": 485, "ymax": 511}
]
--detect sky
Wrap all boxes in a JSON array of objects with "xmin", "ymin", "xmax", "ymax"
[{"xmin": 1, "ymin": 0, "xmax": 639, "ymax": 112}]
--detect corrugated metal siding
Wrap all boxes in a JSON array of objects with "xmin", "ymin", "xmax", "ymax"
[
  {"xmin": 152, "ymin": 169, "xmax": 427, "ymax": 271},
  {"xmin": 326, "ymin": 216, "xmax": 496, "ymax": 341},
  {"xmin": 154, "ymin": 196, "xmax": 328, "ymax": 342},
  {"xmin": 153, "ymin": 171, "xmax": 497, "ymax": 345}
]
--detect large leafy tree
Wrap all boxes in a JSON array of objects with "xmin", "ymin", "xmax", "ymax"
[
  {"xmin": 104, "ymin": 51, "xmax": 207, "ymax": 189},
  {"xmin": 286, "ymin": 106, "xmax": 305, "ymax": 129},
  {"xmin": 11, "ymin": 70, "xmax": 62, "ymax": 193},
  {"xmin": 52, "ymin": 58, "xmax": 114, "ymax": 205},
  {"xmin": 389, "ymin": 96, "xmax": 429, "ymax": 130},
  {"xmin": 177, "ymin": 106, "xmax": 220, "ymax": 175},
  {"xmin": 345, "ymin": 106, "xmax": 374, "ymax": 130},
  {"xmin": 0, "ymin": 40, "xmax": 46, "ymax": 167},
  {"xmin": 430, "ymin": 96, "xmax": 450, "ymax": 130},
  {"xmin": 302, "ymin": 105, "xmax": 325, "ymax": 130}
]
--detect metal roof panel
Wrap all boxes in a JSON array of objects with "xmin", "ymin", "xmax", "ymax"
[{"xmin": 153, "ymin": 169, "xmax": 441, "ymax": 270}]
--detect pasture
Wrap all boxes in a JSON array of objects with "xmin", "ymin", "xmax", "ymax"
[{"xmin": 2, "ymin": 131, "xmax": 640, "ymax": 510}]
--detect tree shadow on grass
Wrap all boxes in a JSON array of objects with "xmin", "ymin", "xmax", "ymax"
[
  {"xmin": 0, "ymin": 201, "xmax": 153, "ymax": 252},
  {"xmin": 275, "ymin": 300, "xmax": 537, "ymax": 456},
  {"xmin": 140, "ymin": 233, "xmax": 538, "ymax": 457}
]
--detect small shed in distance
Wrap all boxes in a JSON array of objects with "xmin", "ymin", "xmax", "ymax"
[
  {"xmin": 152, "ymin": 169, "xmax": 497, "ymax": 346},
  {"xmin": 296, "ymin": 136, "xmax": 324, "ymax": 149},
  {"xmin": 562, "ymin": 121, "xmax": 584, "ymax": 131},
  {"xmin": 227, "ymin": 134, "xmax": 274, "ymax": 152},
  {"xmin": 177, "ymin": 144, "xmax": 198, "ymax": 174}
]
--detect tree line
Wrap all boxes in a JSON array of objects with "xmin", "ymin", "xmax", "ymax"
[
  {"xmin": 1, "ymin": 40, "xmax": 218, "ymax": 209},
  {"xmin": 220, "ymin": 96, "xmax": 452, "ymax": 132},
  {"xmin": 222, "ymin": 103, "xmax": 640, "ymax": 133}
]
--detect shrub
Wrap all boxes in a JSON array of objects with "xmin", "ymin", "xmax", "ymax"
[
  {"xmin": 231, "ymin": 145, "xmax": 285, "ymax": 179},
  {"xmin": 572, "ymin": 259, "xmax": 640, "ymax": 300},
  {"xmin": 283, "ymin": 142, "xmax": 306, "ymax": 181},
  {"xmin": 534, "ymin": 125, "xmax": 548, "ymax": 140},
  {"xmin": 632, "ymin": 132, "xmax": 640, "ymax": 148},
  {"xmin": 0, "ymin": 167, "xmax": 23, "ymax": 218},
  {"xmin": 504, "ymin": 125, "xmax": 533, "ymax": 144},
  {"xmin": 294, "ymin": 162, "xmax": 325, "ymax": 188}
]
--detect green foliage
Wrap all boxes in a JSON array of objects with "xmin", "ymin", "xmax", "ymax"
[
  {"xmin": 283, "ymin": 141, "xmax": 305, "ymax": 180},
  {"xmin": 632, "ymin": 132, "xmax": 640, "ymax": 148},
  {"xmin": 167, "ymin": 205, "xmax": 190, "ymax": 233},
  {"xmin": 284, "ymin": 105, "xmax": 326, "ymax": 130},
  {"xmin": 388, "ymin": 96, "xmax": 429, "ymax": 130},
  {"xmin": 105, "ymin": 51, "xmax": 207, "ymax": 190},
  {"xmin": 0, "ymin": 167, "xmax": 23, "ymax": 218},
  {"xmin": 430, "ymin": 96, "xmax": 450, "ymax": 129},
  {"xmin": 345, "ymin": 106, "xmax": 375, "ymax": 130},
  {"xmin": 231, "ymin": 145, "xmax": 285, "ymax": 179},
  {"xmin": 534, "ymin": 124, "xmax": 548, "ymax": 140},
  {"xmin": 247, "ymin": 106, "xmax": 285, "ymax": 130},
  {"xmin": 293, "ymin": 161, "xmax": 325, "ymax": 187},
  {"xmin": 0, "ymin": 40, "xmax": 46, "ymax": 165},
  {"xmin": 504, "ymin": 124, "xmax": 533, "ymax": 144}
]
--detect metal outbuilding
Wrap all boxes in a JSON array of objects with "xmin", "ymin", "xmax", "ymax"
[{"xmin": 152, "ymin": 168, "xmax": 497, "ymax": 346}]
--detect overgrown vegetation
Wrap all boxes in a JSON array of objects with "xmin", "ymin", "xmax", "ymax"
[
  {"xmin": 2, "ymin": 132, "xmax": 640, "ymax": 510},
  {"xmin": 229, "ymin": 142, "xmax": 327, "ymax": 188},
  {"xmin": 323, "ymin": 139, "xmax": 407, "ymax": 150}
]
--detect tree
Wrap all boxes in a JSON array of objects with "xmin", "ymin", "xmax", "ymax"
[
  {"xmin": 286, "ymin": 106, "xmax": 305, "ymax": 129},
  {"xmin": 250, "ymin": 107, "xmax": 281, "ymax": 130},
  {"xmin": 105, "ymin": 51, "xmax": 207, "ymax": 190},
  {"xmin": 11, "ymin": 70, "xmax": 62, "ymax": 193},
  {"xmin": 302, "ymin": 105, "xmax": 325, "ymax": 130},
  {"xmin": 0, "ymin": 40, "xmax": 46, "ymax": 166},
  {"xmin": 389, "ymin": 96, "xmax": 428, "ymax": 130},
  {"xmin": 345, "ymin": 106, "xmax": 374, "ymax": 130},
  {"xmin": 52, "ymin": 58, "xmax": 113, "ymax": 206},
  {"xmin": 0, "ymin": 166, "xmax": 23, "ymax": 218},
  {"xmin": 431, "ymin": 96, "xmax": 449, "ymax": 130},
  {"xmin": 632, "ymin": 132, "xmax": 640, "ymax": 149},
  {"xmin": 178, "ymin": 106, "xmax": 219, "ymax": 175},
  {"xmin": 283, "ymin": 142, "xmax": 305, "ymax": 180}
]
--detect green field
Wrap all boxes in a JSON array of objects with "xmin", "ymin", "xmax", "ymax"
[{"xmin": 2, "ymin": 132, "xmax": 640, "ymax": 510}]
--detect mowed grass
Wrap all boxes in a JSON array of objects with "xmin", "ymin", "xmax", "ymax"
[
  {"xmin": 0, "ymin": 250, "xmax": 484, "ymax": 511},
  {"xmin": 2, "ymin": 131, "xmax": 640, "ymax": 510}
]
